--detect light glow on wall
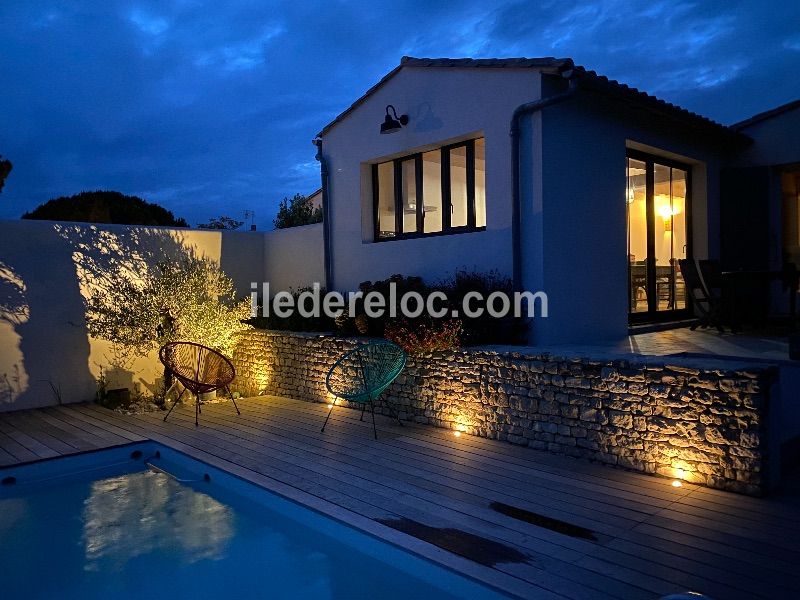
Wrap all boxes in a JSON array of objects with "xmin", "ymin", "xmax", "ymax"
[{"xmin": 452, "ymin": 419, "xmax": 470, "ymax": 437}]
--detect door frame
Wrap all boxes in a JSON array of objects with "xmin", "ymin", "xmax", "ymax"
[{"xmin": 627, "ymin": 149, "xmax": 694, "ymax": 324}]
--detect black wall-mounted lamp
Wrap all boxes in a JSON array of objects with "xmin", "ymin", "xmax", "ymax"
[{"xmin": 380, "ymin": 104, "xmax": 409, "ymax": 134}]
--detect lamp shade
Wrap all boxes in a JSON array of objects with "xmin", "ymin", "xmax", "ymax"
[
  {"xmin": 380, "ymin": 105, "xmax": 408, "ymax": 134},
  {"xmin": 380, "ymin": 114, "xmax": 403, "ymax": 134}
]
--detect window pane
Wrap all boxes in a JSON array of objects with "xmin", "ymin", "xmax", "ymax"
[
  {"xmin": 401, "ymin": 159, "xmax": 417, "ymax": 234},
  {"xmin": 670, "ymin": 168, "xmax": 688, "ymax": 310},
  {"xmin": 475, "ymin": 138, "xmax": 486, "ymax": 227},
  {"xmin": 376, "ymin": 161, "xmax": 395, "ymax": 238},
  {"xmin": 653, "ymin": 163, "xmax": 671, "ymax": 311},
  {"xmin": 627, "ymin": 158, "xmax": 648, "ymax": 313},
  {"xmin": 422, "ymin": 151, "xmax": 442, "ymax": 233},
  {"xmin": 450, "ymin": 146, "xmax": 468, "ymax": 228},
  {"xmin": 654, "ymin": 163, "xmax": 687, "ymax": 311}
]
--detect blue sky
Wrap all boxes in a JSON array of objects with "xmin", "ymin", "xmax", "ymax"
[{"xmin": 0, "ymin": 1, "xmax": 798, "ymax": 229}]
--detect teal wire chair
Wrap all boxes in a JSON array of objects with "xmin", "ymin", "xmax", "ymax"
[{"xmin": 322, "ymin": 340, "xmax": 407, "ymax": 439}]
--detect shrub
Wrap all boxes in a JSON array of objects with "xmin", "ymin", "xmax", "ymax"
[
  {"xmin": 245, "ymin": 286, "xmax": 334, "ymax": 332},
  {"xmin": 441, "ymin": 269, "xmax": 528, "ymax": 345},
  {"xmin": 340, "ymin": 274, "xmax": 429, "ymax": 336},
  {"xmin": 273, "ymin": 193, "xmax": 322, "ymax": 229},
  {"xmin": 351, "ymin": 271, "xmax": 528, "ymax": 346},
  {"xmin": 247, "ymin": 270, "xmax": 528, "ymax": 348},
  {"xmin": 384, "ymin": 318, "xmax": 462, "ymax": 354}
]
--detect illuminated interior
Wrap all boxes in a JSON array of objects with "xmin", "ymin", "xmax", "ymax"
[
  {"xmin": 375, "ymin": 137, "xmax": 486, "ymax": 238},
  {"xmin": 781, "ymin": 170, "xmax": 800, "ymax": 264},
  {"xmin": 627, "ymin": 154, "xmax": 689, "ymax": 317}
]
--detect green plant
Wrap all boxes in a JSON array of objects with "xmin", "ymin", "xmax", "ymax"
[
  {"xmin": 352, "ymin": 274, "xmax": 429, "ymax": 336},
  {"xmin": 385, "ymin": 318, "xmax": 462, "ymax": 354},
  {"xmin": 441, "ymin": 269, "xmax": 528, "ymax": 345},
  {"xmin": 46, "ymin": 381, "xmax": 63, "ymax": 405},
  {"xmin": 0, "ymin": 155, "xmax": 12, "ymax": 194},
  {"xmin": 352, "ymin": 271, "xmax": 527, "ymax": 346},
  {"xmin": 197, "ymin": 216, "xmax": 244, "ymax": 230},
  {"xmin": 0, "ymin": 365, "xmax": 22, "ymax": 404},
  {"xmin": 84, "ymin": 255, "xmax": 251, "ymax": 363},
  {"xmin": 273, "ymin": 193, "xmax": 322, "ymax": 229},
  {"xmin": 245, "ymin": 286, "xmax": 334, "ymax": 332},
  {"xmin": 95, "ymin": 367, "xmax": 109, "ymax": 405},
  {"xmin": 22, "ymin": 190, "xmax": 189, "ymax": 226}
]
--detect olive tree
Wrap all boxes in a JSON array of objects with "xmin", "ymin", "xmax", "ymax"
[{"xmin": 84, "ymin": 255, "xmax": 250, "ymax": 363}]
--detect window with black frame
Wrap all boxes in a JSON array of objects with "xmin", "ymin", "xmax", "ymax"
[{"xmin": 373, "ymin": 138, "xmax": 485, "ymax": 240}]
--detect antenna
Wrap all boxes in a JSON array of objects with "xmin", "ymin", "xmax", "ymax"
[{"xmin": 244, "ymin": 210, "xmax": 256, "ymax": 231}]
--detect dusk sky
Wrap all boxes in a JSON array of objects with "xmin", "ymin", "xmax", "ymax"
[{"xmin": 1, "ymin": 1, "xmax": 798, "ymax": 229}]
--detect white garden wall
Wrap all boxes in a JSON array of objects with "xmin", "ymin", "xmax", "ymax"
[
  {"xmin": 0, "ymin": 219, "xmax": 323, "ymax": 411},
  {"xmin": 262, "ymin": 222, "xmax": 325, "ymax": 291}
]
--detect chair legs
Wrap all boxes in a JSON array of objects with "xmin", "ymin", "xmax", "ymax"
[
  {"xmin": 383, "ymin": 400, "xmax": 405, "ymax": 427},
  {"xmin": 225, "ymin": 386, "xmax": 241, "ymax": 415},
  {"xmin": 163, "ymin": 387, "xmax": 186, "ymax": 422},
  {"xmin": 164, "ymin": 385, "xmax": 240, "ymax": 426},
  {"xmin": 321, "ymin": 398, "xmax": 337, "ymax": 433},
  {"xmin": 321, "ymin": 397, "xmax": 403, "ymax": 440}
]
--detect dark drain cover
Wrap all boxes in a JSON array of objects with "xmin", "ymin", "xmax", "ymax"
[
  {"xmin": 375, "ymin": 517, "xmax": 528, "ymax": 567},
  {"xmin": 490, "ymin": 501, "xmax": 598, "ymax": 541}
]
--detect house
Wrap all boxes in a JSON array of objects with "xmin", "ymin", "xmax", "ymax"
[
  {"xmin": 722, "ymin": 100, "xmax": 800, "ymax": 313},
  {"xmin": 307, "ymin": 188, "xmax": 323, "ymax": 212},
  {"xmin": 313, "ymin": 56, "xmax": 799, "ymax": 345}
]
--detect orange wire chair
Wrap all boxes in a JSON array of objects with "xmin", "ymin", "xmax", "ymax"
[{"xmin": 160, "ymin": 341, "xmax": 240, "ymax": 426}]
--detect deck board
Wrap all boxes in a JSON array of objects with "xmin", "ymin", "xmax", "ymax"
[{"xmin": 1, "ymin": 396, "xmax": 799, "ymax": 600}]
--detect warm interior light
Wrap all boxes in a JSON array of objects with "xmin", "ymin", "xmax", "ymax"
[{"xmin": 672, "ymin": 480, "xmax": 683, "ymax": 488}]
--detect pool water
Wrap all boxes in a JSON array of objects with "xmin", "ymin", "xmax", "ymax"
[{"xmin": 0, "ymin": 444, "xmax": 509, "ymax": 600}]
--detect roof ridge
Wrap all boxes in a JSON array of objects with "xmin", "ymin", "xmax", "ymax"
[
  {"xmin": 731, "ymin": 98, "xmax": 800, "ymax": 130},
  {"xmin": 316, "ymin": 56, "xmax": 746, "ymax": 140},
  {"xmin": 400, "ymin": 56, "xmax": 571, "ymax": 68},
  {"xmin": 571, "ymin": 66, "xmax": 735, "ymax": 133}
]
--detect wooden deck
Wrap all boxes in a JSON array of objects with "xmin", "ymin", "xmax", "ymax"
[{"xmin": 1, "ymin": 397, "xmax": 799, "ymax": 600}]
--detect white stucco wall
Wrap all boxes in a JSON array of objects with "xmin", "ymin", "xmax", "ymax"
[
  {"xmin": 0, "ymin": 219, "xmax": 322, "ymax": 411},
  {"xmin": 731, "ymin": 105, "xmax": 800, "ymax": 276},
  {"xmin": 320, "ymin": 66, "xmax": 544, "ymax": 290},
  {"xmin": 262, "ymin": 222, "xmax": 325, "ymax": 291},
  {"xmin": 533, "ymin": 92, "xmax": 728, "ymax": 344},
  {"xmin": 733, "ymin": 104, "xmax": 800, "ymax": 168}
]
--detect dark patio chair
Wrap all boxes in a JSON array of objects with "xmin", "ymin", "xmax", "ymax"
[
  {"xmin": 322, "ymin": 340, "xmax": 406, "ymax": 440},
  {"xmin": 160, "ymin": 341, "xmax": 240, "ymax": 426},
  {"xmin": 678, "ymin": 259, "xmax": 725, "ymax": 332}
]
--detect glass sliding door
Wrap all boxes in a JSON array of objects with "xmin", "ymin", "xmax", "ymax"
[
  {"xmin": 627, "ymin": 151, "xmax": 692, "ymax": 322},
  {"xmin": 627, "ymin": 158, "xmax": 648, "ymax": 313}
]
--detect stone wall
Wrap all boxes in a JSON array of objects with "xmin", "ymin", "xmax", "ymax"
[{"xmin": 232, "ymin": 330, "xmax": 777, "ymax": 495}]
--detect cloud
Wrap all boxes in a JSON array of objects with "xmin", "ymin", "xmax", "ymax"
[
  {"xmin": 129, "ymin": 8, "xmax": 169, "ymax": 36},
  {"xmin": 0, "ymin": 0, "xmax": 797, "ymax": 228}
]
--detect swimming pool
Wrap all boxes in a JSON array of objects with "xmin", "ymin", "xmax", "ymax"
[{"xmin": 0, "ymin": 443, "xmax": 510, "ymax": 599}]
